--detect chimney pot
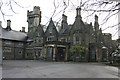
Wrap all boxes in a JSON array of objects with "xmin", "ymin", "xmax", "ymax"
[
  {"xmin": 6, "ymin": 20, "xmax": 11, "ymax": 30},
  {"xmin": 76, "ymin": 7, "xmax": 82, "ymax": 19},
  {"xmin": 22, "ymin": 27, "xmax": 25, "ymax": 32},
  {"xmin": 7, "ymin": 20, "xmax": 11, "ymax": 27}
]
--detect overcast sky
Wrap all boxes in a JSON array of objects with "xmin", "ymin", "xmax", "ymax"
[{"xmin": 0, "ymin": 0, "xmax": 119, "ymax": 40}]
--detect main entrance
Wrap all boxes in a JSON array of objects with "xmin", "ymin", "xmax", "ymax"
[
  {"xmin": 56, "ymin": 47, "xmax": 65, "ymax": 61},
  {"xmin": 44, "ymin": 41, "xmax": 69, "ymax": 61},
  {"xmin": 88, "ymin": 43, "xmax": 96, "ymax": 62}
]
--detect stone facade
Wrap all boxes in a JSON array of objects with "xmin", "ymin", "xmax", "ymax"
[
  {"xmin": 0, "ymin": 20, "xmax": 27, "ymax": 60},
  {"xmin": 0, "ymin": 6, "xmax": 117, "ymax": 62}
]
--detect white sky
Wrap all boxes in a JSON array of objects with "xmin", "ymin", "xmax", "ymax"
[{"xmin": 0, "ymin": 0, "xmax": 119, "ymax": 40}]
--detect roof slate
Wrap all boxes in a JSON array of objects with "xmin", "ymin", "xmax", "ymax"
[
  {"xmin": 0, "ymin": 27, "xmax": 27, "ymax": 41},
  {"xmin": 59, "ymin": 25, "xmax": 71, "ymax": 36}
]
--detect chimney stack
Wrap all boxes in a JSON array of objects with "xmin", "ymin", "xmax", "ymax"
[
  {"xmin": 76, "ymin": 7, "xmax": 82, "ymax": 19},
  {"xmin": 6, "ymin": 20, "xmax": 11, "ymax": 31},
  {"xmin": 90, "ymin": 22, "xmax": 92, "ymax": 26},
  {"xmin": 0, "ymin": 21, "xmax": 2, "ymax": 27},
  {"xmin": 94, "ymin": 15, "xmax": 99, "ymax": 31},
  {"xmin": 22, "ymin": 27, "xmax": 25, "ymax": 32},
  {"xmin": 62, "ymin": 14, "xmax": 67, "ymax": 22},
  {"xmin": 61, "ymin": 14, "xmax": 68, "ymax": 30},
  {"xmin": 95, "ymin": 15, "xmax": 98, "ymax": 22}
]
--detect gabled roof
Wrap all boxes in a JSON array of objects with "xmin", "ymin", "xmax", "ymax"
[
  {"xmin": 0, "ymin": 27, "xmax": 27, "ymax": 41},
  {"xmin": 73, "ymin": 16, "xmax": 85, "ymax": 30},
  {"xmin": 37, "ymin": 24, "xmax": 45, "ymax": 37},
  {"xmin": 45, "ymin": 18, "xmax": 58, "ymax": 36},
  {"xmin": 59, "ymin": 24, "xmax": 71, "ymax": 36},
  {"xmin": 26, "ymin": 24, "xmax": 45, "ymax": 42},
  {"xmin": 70, "ymin": 16, "xmax": 88, "ymax": 34}
]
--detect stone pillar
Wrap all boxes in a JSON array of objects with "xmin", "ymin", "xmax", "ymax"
[
  {"xmin": 43, "ymin": 45, "xmax": 47, "ymax": 60},
  {"xmin": 96, "ymin": 48, "xmax": 101, "ymax": 62},
  {"xmin": 33, "ymin": 48, "xmax": 36, "ymax": 60},
  {"xmin": 65, "ymin": 46, "xmax": 68, "ymax": 61},
  {"xmin": 53, "ymin": 47, "xmax": 56, "ymax": 61},
  {"xmin": 45, "ymin": 46, "xmax": 48, "ymax": 60},
  {"xmin": 54, "ymin": 44, "xmax": 57, "ymax": 61}
]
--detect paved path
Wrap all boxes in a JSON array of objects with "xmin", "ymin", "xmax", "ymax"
[{"xmin": 2, "ymin": 60, "xmax": 119, "ymax": 78}]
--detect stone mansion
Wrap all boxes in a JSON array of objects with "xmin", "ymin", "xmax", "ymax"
[{"xmin": 0, "ymin": 6, "xmax": 116, "ymax": 62}]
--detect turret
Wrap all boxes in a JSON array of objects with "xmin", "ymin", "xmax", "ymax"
[
  {"xmin": 27, "ymin": 6, "xmax": 41, "ymax": 27},
  {"xmin": 27, "ymin": 6, "xmax": 42, "ymax": 37},
  {"xmin": 33, "ymin": 6, "xmax": 40, "ymax": 15},
  {"xmin": 33, "ymin": 6, "xmax": 41, "ymax": 25}
]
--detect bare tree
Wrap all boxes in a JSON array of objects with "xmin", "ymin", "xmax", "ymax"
[
  {"xmin": 0, "ymin": 0, "xmax": 24, "ymax": 20},
  {"xmin": 42, "ymin": 0, "xmax": 119, "ymax": 38},
  {"xmin": 0, "ymin": 0, "xmax": 119, "ymax": 37},
  {"xmin": 61, "ymin": 0, "xmax": 120, "ymax": 38}
]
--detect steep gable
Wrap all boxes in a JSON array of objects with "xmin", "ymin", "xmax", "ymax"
[
  {"xmin": 70, "ymin": 16, "xmax": 85, "ymax": 34},
  {"xmin": 45, "ymin": 18, "xmax": 58, "ymax": 36},
  {"xmin": 45, "ymin": 18, "xmax": 58, "ymax": 41},
  {"xmin": 37, "ymin": 24, "xmax": 46, "ymax": 38}
]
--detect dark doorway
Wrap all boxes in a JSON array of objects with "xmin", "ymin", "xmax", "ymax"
[
  {"xmin": 89, "ymin": 43, "xmax": 96, "ymax": 62},
  {"xmin": 57, "ymin": 47, "xmax": 65, "ymax": 61},
  {"xmin": 47, "ymin": 47, "xmax": 53, "ymax": 60}
]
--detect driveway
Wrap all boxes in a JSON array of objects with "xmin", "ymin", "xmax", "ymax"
[{"xmin": 2, "ymin": 60, "xmax": 119, "ymax": 78}]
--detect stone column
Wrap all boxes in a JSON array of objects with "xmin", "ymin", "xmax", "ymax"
[
  {"xmin": 45, "ymin": 46, "xmax": 48, "ymax": 60},
  {"xmin": 96, "ymin": 48, "xmax": 101, "ymax": 62},
  {"xmin": 43, "ymin": 45, "xmax": 47, "ymax": 60},
  {"xmin": 53, "ymin": 47, "xmax": 56, "ymax": 61},
  {"xmin": 54, "ymin": 44, "xmax": 58, "ymax": 61},
  {"xmin": 65, "ymin": 46, "xmax": 68, "ymax": 61}
]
